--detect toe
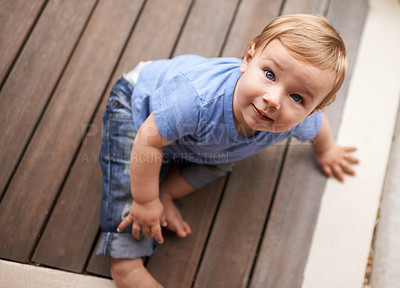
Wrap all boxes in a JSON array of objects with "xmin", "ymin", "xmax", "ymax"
[
  {"xmin": 176, "ymin": 221, "xmax": 192, "ymax": 238},
  {"xmin": 183, "ymin": 222, "xmax": 192, "ymax": 235},
  {"xmin": 176, "ymin": 224, "xmax": 187, "ymax": 238}
]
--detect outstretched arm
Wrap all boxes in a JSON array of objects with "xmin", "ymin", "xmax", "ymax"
[
  {"xmin": 117, "ymin": 113, "xmax": 171, "ymax": 244},
  {"xmin": 311, "ymin": 114, "xmax": 359, "ymax": 182}
]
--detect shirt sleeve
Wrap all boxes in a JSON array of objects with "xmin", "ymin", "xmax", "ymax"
[
  {"xmin": 290, "ymin": 110, "xmax": 323, "ymax": 142},
  {"xmin": 152, "ymin": 73, "xmax": 201, "ymax": 142}
]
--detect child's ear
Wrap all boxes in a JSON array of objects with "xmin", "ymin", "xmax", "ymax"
[{"xmin": 239, "ymin": 43, "xmax": 256, "ymax": 73}]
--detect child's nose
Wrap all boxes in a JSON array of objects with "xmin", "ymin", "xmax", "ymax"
[{"xmin": 262, "ymin": 92, "xmax": 282, "ymax": 110}]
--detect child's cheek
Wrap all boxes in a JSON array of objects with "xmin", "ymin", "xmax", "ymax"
[{"xmin": 240, "ymin": 77, "xmax": 255, "ymax": 101}]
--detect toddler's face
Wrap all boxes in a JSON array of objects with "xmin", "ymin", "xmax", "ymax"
[{"xmin": 233, "ymin": 39, "xmax": 334, "ymax": 137}]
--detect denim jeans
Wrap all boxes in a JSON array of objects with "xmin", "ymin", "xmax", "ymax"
[{"xmin": 96, "ymin": 75, "xmax": 158, "ymax": 258}]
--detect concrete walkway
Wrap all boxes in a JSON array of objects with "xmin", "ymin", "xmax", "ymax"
[
  {"xmin": 1, "ymin": 0, "xmax": 400, "ymax": 287},
  {"xmin": 370, "ymin": 103, "xmax": 400, "ymax": 286},
  {"xmin": 0, "ymin": 260, "xmax": 116, "ymax": 288}
]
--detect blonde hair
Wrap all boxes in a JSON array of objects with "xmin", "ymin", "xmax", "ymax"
[{"xmin": 247, "ymin": 14, "xmax": 347, "ymax": 109}]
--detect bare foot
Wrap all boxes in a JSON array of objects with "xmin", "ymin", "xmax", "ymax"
[
  {"xmin": 111, "ymin": 258, "xmax": 163, "ymax": 288},
  {"xmin": 160, "ymin": 192, "xmax": 192, "ymax": 238}
]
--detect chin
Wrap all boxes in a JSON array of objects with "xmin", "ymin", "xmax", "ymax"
[{"xmin": 256, "ymin": 124, "xmax": 292, "ymax": 133}]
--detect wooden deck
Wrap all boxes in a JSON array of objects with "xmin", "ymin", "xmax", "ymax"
[{"xmin": 0, "ymin": 0, "xmax": 367, "ymax": 287}]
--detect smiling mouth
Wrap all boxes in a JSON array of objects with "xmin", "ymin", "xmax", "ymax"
[{"xmin": 252, "ymin": 104, "xmax": 274, "ymax": 121}]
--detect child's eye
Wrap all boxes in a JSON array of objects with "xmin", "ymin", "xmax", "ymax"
[
  {"xmin": 291, "ymin": 94, "xmax": 303, "ymax": 104},
  {"xmin": 264, "ymin": 70, "xmax": 275, "ymax": 81}
]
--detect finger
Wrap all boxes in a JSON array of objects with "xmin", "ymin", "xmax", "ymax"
[
  {"xmin": 344, "ymin": 154, "xmax": 359, "ymax": 164},
  {"xmin": 142, "ymin": 226, "xmax": 152, "ymax": 238},
  {"xmin": 132, "ymin": 222, "xmax": 142, "ymax": 240},
  {"xmin": 322, "ymin": 165, "xmax": 333, "ymax": 178},
  {"xmin": 332, "ymin": 165, "xmax": 344, "ymax": 182},
  {"xmin": 344, "ymin": 146, "xmax": 357, "ymax": 152},
  {"xmin": 151, "ymin": 224, "xmax": 164, "ymax": 244},
  {"xmin": 117, "ymin": 216, "xmax": 133, "ymax": 233},
  {"xmin": 341, "ymin": 162, "xmax": 356, "ymax": 176}
]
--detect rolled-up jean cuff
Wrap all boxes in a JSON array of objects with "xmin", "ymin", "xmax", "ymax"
[{"xmin": 96, "ymin": 232, "xmax": 157, "ymax": 259}]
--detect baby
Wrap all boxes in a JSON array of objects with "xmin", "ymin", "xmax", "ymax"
[{"xmin": 97, "ymin": 14, "xmax": 358, "ymax": 287}]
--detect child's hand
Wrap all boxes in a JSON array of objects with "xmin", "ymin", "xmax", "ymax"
[
  {"xmin": 117, "ymin": 198, "xmax": 167, "ymax": 244},
  {"xmin": 315, "ymin": 143, "xmax": 359, "ymax": 182}
]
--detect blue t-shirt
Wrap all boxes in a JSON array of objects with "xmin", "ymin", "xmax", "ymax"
[{"xmin": 131, "ymin": 55, "xmax": 322, "ymax": 164}]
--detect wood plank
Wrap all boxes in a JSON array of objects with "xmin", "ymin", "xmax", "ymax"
[
  {"xmin": 173, "ymin": 0, "xmax": 240, "ymax": 57},
  {"xmin": 281, "ymin": 0, "xmax": 330, "ymax": 14},
  {"xmin": 0, "ymin": 0, "xmax": 144, "ymax": 263},
  {"xmin": 222, "ymin": 0, "xmax": 283, "ymax": 57},
  {"xmin": 250, "ymin": 142, "xmax": 326, "ymax": 288},
  {"xmin": 0, "ymin": 0, "xmax": 45, "ymax": 86},
  {"xmin": 32, "ymin": 0, "xmax": 193, "ymax": 273},
  {"xmin": 249, "ymin": 0, "xmax": 368, "ymax": 287},
  {"xmin": 0, "ymin": 0, "xmax": 96, "ymax": 198},
  {"xmin": 146, "ymin": 179, "xmax": 226, "ymax": 288},
  {"xmin": 194, "ymin": 146, "xmax": 285, "ymax": 288},
  {"xmin": 192, "ymin": 1, "xmax": 283, "ymax": 287},
  {"xmin": 85, "ymin": 0, "xmax": 195, "ymax": 277},
  {"xmin": 323, "ymin": 0, "xmax": 370, "ymax": 134}
]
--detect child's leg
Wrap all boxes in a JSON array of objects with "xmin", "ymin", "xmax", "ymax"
[
  {"xmin": 111, "ymin": 258, "xmax": 163, "ymax": 288},
  {"xmin": 160, "ymin": 166, "xmax": 195, "ymax": 238},
  {"xmin": 159, "ymin": 162, "xmax": 234, "ymax": 238},
  {"xmin": 98, "ymin": 77, "xmax": 161, "ymax": 287}
]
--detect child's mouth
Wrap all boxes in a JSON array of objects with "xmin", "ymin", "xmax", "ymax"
[{"xmin": 252, "ymin": 104, "xmax": 274, "ymax": 122}]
